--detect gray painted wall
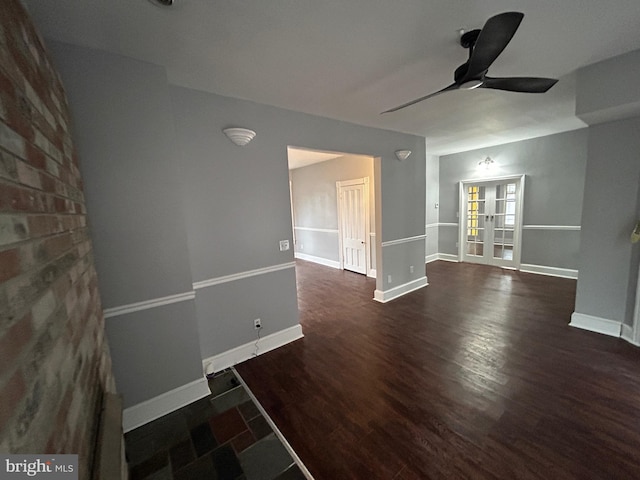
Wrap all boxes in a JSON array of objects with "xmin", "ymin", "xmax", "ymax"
[
  {"xmin": 574, "ymin": 48, "xmax": 640, "ymax": 328},
  {"xmin": 105, "ymin": 301, "xmax": 203, "ymax": 406},
  {"xmin": 170, "ymin": 85, "xmax": 303, "ymax": 358},
  {"xmin": 576, "ymin": 49, "xmax": 640, "ymax": 125},
  {"xmin": 630, "ymin": 184, "xmax": 640, "ymax": 327},
  {"xmin": 290, "ymin": 154, "xmax": 375, "ymax": 269},
  {"xmin": 194, "ymin": 269, "xmax": 299, "ymax": 358},
  {"xmin": 383, "ymin": 240, "xmax": 427, "ymax": 285},
  {"xmin": 169, "ymin": 87, "xmax": 296, "ymax": 281},
  {"xmin": 170, "ymin": 86, "xmax": 425, "ymax": 301},
  {"xmin": 48, "ymin": 39, "xmax": 427, "ymax": 405},
  {"xmin": 438, "ymin": 129, "xmax": 588, "ymax": 269},
  {"xmin": 293, "ymin": 230, "xmax": 340, "ymax": 263},
  {"xmin": 425, "ymin": 152, "xmax": 439, "ymax": 258},
  {"xmin": 47, "ymin": 42, "xmax": 204, "ymax": 408},
  {"xmin": 47, "ymin": 43, "xmax": 194, "ymax": 307},
  {"xmin": 574, "ymin": 117, "xmax": 640, "ymax": 324},
  {"xmin": 521, "ymin": 230, "xmax": 582, "ymax": 269}
]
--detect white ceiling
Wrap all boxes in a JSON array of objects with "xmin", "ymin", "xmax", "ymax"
[
  {"xmin": 287, "ymin": 147, "xmax": 343, "ymax": 170},
  {"xmin": 24, "ymin": 0, "xmax": 640, "ymax": 155}
]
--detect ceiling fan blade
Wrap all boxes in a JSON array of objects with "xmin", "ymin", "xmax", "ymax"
[
  {"xmin": 482, "ymin": 76, "xmax": 558, "ymax": 93},
  {"xmin": 381, "ymin": 83, "xmax": 458, "ymax": 113},
  {"xmin": 464, "ymin": 12, "xmax": 524, "ymax": 81}
]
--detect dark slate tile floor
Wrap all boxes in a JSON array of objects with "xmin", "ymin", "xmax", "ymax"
[{"xmin": 125, "ymin": 369, "xmax": 307, "ymax": 480}]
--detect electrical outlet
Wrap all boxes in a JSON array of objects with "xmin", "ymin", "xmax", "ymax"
[
  {"xmin": 279, "ymin": 239, "xmax": 290, "ymax": 251},
  {"xmin": 254, "ymin": 318, "xmax": 262, "ymax": 329},
  {"xmin": 387, "ymin": 275, "xmax": 392, "ymax": 284},
  {"xmin": 409, "ymin": 265, "xmax": 414, "ymax": 273},
  {"xmin": 299, "ymin": 243, "xmax": 304, "ymax": 250}
]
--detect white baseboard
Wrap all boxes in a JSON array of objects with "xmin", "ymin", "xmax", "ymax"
[
  {"xmin": 294, "ymin": 252, "xmax": 340, "ymax": 269},
  {"xmin": 123, "ymin": 377, "xmax": 211, "ymax": 433},
  {"xmin": 569, "ymin": 312, "xmax": 621, "ymax": 337},
  {"xmin": 373, "ymin": 276, "xmax": 428, "ymax": 303},
  {"xmin": 368, "ymin": 269, "xmax": 376, "ymax": 279},
  {"xmin": 425, "ymin": 253, "xmax": 439, "ymax": 264},
  {"xmin": 202, "ymin": 324, "xmax": 304, "ymax": 374},
  {"xmin": 621, "ymin": 324, "xmax": 640, "ymax": 346},
  {"xmin": 520, "ymin": 264, "xmax": 578, "ymax": 279},
  {"xmin": 426, "ymin": 255, "xmax": 578, "ymax": 279}
]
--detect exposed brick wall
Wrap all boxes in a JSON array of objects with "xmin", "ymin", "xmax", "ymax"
[{"xmin": 0, "ymin": 1, "xmax": 116, "ymax": 477}]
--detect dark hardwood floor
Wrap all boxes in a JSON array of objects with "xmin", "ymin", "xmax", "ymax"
[{"xmin": 236, "ymin": 260, "xmax": 640, "ymax": 479}]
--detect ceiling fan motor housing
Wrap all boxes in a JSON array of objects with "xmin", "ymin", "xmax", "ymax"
[
  {"xmin": 460, "ymin": 29, "xmax": 481, "ymax": 49},
  {"xmin": 454, "ymin": 29, "xmax": 484, "ymax": 82}
]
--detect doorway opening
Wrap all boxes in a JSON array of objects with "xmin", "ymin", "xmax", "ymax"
[{"xmin": 287, "ymin": 146, "xmax": 377, "ymax": 278}]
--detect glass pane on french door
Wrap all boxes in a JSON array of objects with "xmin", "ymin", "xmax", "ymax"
[
  {"xmin": 466, "ymin": 185, "xmax": 485, "ymax": 257},
  {"xmin": 493, "ymin": 182, "xmax": 517, "ymax": 261}
]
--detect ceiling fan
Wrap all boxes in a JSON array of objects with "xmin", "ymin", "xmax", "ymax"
[{"xmin": 382, "ymin": 12, "xmax": 558, "ymax": 114}]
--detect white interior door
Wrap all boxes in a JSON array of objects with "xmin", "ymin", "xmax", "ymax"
[
  {"xmin": 460, "ymin": 176, "xmax": 524, "ymax": 268},
  {"xmin": 338, "ymin": 178, "xmax": 369, "ymax": 274}
]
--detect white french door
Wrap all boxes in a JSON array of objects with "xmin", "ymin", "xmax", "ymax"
[
  {"xmin": 337, "ymin": 178, "xmax": 370, "ymax": 275},
  {"xmin": 459, "ymin": 176, "xmax": 525, "ymax": 268}
]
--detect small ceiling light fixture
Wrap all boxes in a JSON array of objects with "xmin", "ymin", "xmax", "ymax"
[
  {"xmin": 223, "ymin": 128, "xmax": 256, "ymax": 146},
  {"xmin": 395, "ymin": 150, "xmax": 412, "ymax": 161},
  {"xmin": 478, "ymin": 156, "xmax": 495, "ymax": 169},
  {"xmin": 148, "ymin": 0, "xmax": 174, "ymax": 6}
]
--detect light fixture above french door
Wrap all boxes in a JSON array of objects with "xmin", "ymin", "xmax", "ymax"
[{"xmin": 458, "ymin": 175, "xmax": 525, "ymax": 268}]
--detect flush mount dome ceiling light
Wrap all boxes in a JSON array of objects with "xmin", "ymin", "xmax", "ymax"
[
  {"xmin": 223, "ymin": 128, "xmax": 256, "ymax": 146},
  {"xmin": 148, "ymin": 0, "xmax": 173, "ymax": 6}
]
